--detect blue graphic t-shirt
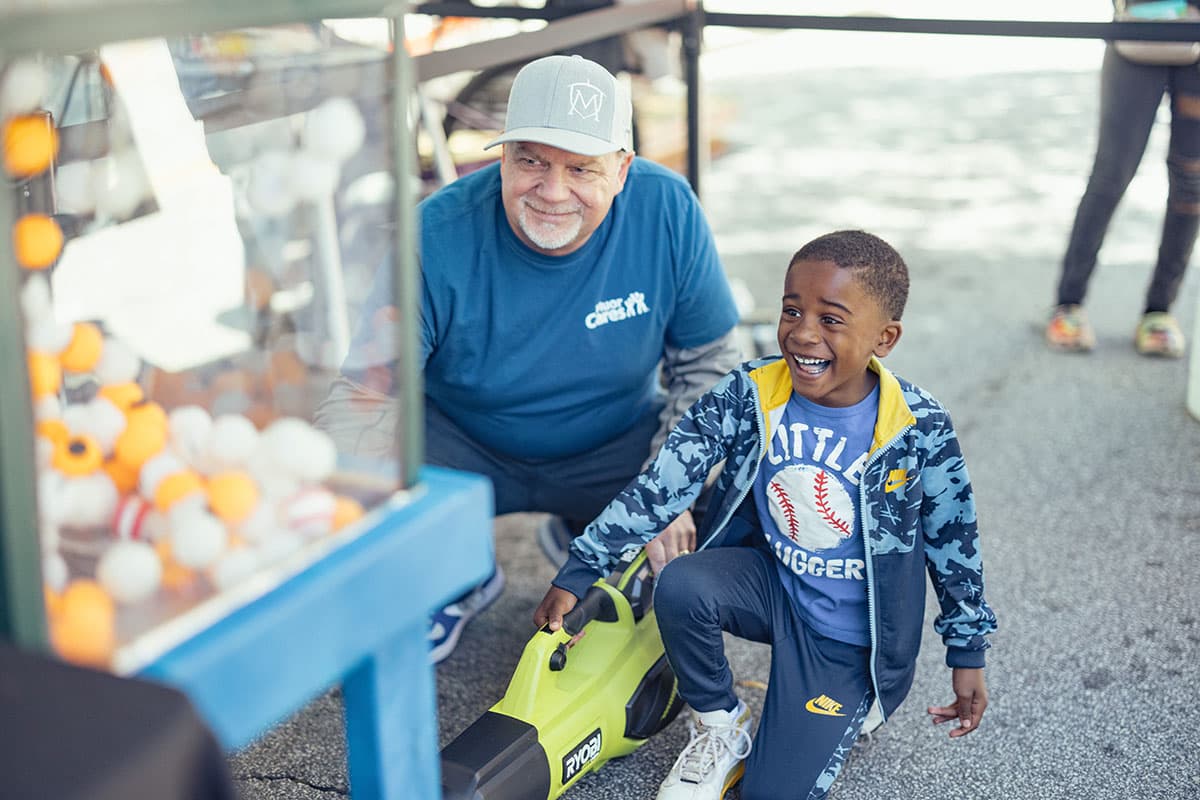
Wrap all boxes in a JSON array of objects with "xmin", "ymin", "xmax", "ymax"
[
  {"xmin": 752, "ymin": 386, "xmax": 879, "ymax": 646},
  {"xmin": 344, "ymin": 158, "xmax": 739, "ymax": 460}
]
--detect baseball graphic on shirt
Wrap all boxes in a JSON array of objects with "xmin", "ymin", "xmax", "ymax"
[{"xmin": 767, "ymin": 465, "xmax": 855, "ymax": 551}]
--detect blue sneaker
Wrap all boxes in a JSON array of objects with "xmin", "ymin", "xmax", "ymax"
[
  {"xmin": 428, "ymin": 565, "xmax": 505, "ymax": 664},
  {"xmin": 536, "ymin": 515, "xmax": 577, "ymax": 569}
]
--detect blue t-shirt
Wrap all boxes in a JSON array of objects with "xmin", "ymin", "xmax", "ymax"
[
  {"xmin": 347, "ymin": 158, "xmax": 738, "ymax": 460},
  {"xmin": 752, "ymin": 386, "xmax": 879, "ymax": 646}
]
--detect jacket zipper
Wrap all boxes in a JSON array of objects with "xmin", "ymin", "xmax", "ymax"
[
  {"xmin": 697, "ymin": 381, "xmax": 769, "ymax": 550},
  {"xmin": 859, "ymin": 425, "xmax": 910, "ymax": 721}
]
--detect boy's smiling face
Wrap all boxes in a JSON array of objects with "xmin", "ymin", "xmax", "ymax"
[{"xmin": 777, "ymin": 258, "xmax": 903, "ymax": 407}]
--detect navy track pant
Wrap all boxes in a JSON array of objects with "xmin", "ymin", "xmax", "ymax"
[{"xmin": 655, "ymin": 546, "xmax": 874, "ymax": 800}]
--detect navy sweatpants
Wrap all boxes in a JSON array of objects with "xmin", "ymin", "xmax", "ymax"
[
  {"xmin": 654, "ymin": 547, "xmax": 874, "ymax": 800},
  {"xmin": 424, "ymin": 398, "xmax": 661, "ymax": 522}
]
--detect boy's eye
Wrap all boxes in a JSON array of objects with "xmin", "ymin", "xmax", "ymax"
[
  {"xmin": 782, "ymin": 308, "xmax": 800, "ymax": 318},
  {"xmin": 821, "ymin": 315, "xmax": 841, "ymax": 325}
]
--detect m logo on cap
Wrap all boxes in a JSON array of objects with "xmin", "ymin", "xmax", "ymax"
[{"xmin": 568, "ymin": 80, "xmax": 605, "ymax": 123}]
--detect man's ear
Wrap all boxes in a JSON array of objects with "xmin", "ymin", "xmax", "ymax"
[
  {"xmin": 613, "ymin": 151, "xmax": 634, "ymax": 192},
  {"xmin": 874, "ymin": 320, "xmax": 903, "ymax": 357}
]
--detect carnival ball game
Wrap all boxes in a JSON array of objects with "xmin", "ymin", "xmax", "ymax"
[{"xmin": 4, "ymin": 34, "xmax": 395, "ymax": 673}]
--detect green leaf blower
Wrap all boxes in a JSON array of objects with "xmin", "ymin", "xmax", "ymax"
[{"xmin": 440, "ymin": 549, "xmax": 685, "ymax": 799}]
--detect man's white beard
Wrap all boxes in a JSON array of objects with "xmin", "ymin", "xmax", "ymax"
[{"xmin": 518, "ymin": 201, "xmax": 583, "ymax": 251}]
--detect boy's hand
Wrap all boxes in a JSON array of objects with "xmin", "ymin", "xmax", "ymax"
[
  {"xmin": 927, "ymin": 668, "xmax": 987, "ymax": 738},
  {"xmin": 533, "ymin": 586, "xmax": 579, "ymax": 631},
  {"xmin": 644, "ymin": 509, "xmax": 697, "ymax": 574}
]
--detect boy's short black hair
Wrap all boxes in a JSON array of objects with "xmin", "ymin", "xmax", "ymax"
[{"xmin": 789, "ymin": 230, "xmax": 909, "ymax": 321}]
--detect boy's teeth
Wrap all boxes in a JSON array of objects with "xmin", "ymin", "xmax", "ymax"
[{"xmin": 793, "ymin": 354, "xmax": 830, "ymax": 375}]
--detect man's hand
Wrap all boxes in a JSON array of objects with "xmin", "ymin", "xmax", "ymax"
[
  {"xmin": 927, "ymin": 667, "xmax": 988, "ymax": 737},
  {"xmin": 533, "ymin": 586, "xmax": 580, "ymax": 631},
  {"xmin": 643, "ymin": 509, "xmax": 697, "ymax": 574}
]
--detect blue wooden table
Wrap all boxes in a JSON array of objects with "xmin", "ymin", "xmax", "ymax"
[{"xmin": 138, "ymin": 466, "xmax": 494, "ymax": 800}]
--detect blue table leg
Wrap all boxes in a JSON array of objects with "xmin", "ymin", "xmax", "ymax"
[{"xmin": 343, "ymin": 621, "xmax": 439, "ymax": 800}]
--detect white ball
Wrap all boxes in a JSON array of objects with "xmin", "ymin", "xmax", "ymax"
[
  {"xmin": 236, "ymin": 500, "xmax": 279, "ymax": 544},
  {"xmin": 138, "ymin": 451, "xmax": 187, "ymax": 500},
  {"xmin": 93, "ymin": 338, "xmax": 141, "ymax": 385},
  {"xmin": 304, "ymin": 97, "xmax": 365, "ymax": 164},
  {"xmin": 259, "ymin": 417, "xmax": 337, "ymax": 484},
  {"xmin": 42, "ymin": 552, "xmax": 68, "ymax": 593},
  {"xmin": 169, "ymin": 510, "xmax": 228, "ymax": 569},
  {"xmin": 247, "ymin": 150, "xmax": 297, "ymax": 217},
  {"xmin": 111, "ymin": 494, "xmax": 168, "ymax": 542},
  {"xmin": 19, "ymin": 273, "xmax": 52, "ymax": 323},
  {"xmin": 55, "ymin": 160, "xmax": 97, "ymax": 215},
  {"xmin": 209, "ymin": 548, "xmax": 260, "ymax": 591},
  {"xmin": 246, "ymin": 446, "xmax": 300, "ymax": 501},
  {"xmin": 290, "ymin": 149, "xmax": 341, "ymax": 202},
  {"xmin": 35, "ymin": 436, "xmax": 54, "ymax": 469},
  {"xmin": 37, "ymin": 469, "xmax": 64, "ymax": 525},
  {"xmin": 0, "ymin": 58, "xmax": 47, "ymax": 118},
  {"xmin": 166, "ymin": 492, "xmax": 208, "ymax": 523},
  {"xmin": 96, "ymin": 540, "xmax": 162, "ymax": 604},
  {"xmin": 254, "ymin": 532, "xmax": 303, "ymax": 566},
  {"xmin": 203, "ymin": 413, "xmax": 260, "ymax": 472},
  {"xmin": 282, "ymin": 486, "xmax": 336, "ymax": 538},
  {"xmin": 64, "ymin": 397, "xmax": 126, "ymax": 456},
  {"xmin": 92, "ymin": 150, "xmax": 148, "ymax": 220},
  {"xmin": 40, "ymin": 518, "xmax": 60, "ymax": 552},
  {"xmin": 26, "ymin": 318, "xmax": 73, "ymax": 355},
  {"xmin": 58, "ymin": 472, "xmax": 118, "ymax": 528},
  {"xmin": 34, "ymin": 395, "xmax": 61, "ymax": 422},
  {"xmin": 168, "ymin": 405, "xmax": 213, "ymax": 467}
]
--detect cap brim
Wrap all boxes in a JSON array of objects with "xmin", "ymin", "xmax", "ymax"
[{"xmin": 484, "ymin": 126, "xmax": 623, "ymax": 157}]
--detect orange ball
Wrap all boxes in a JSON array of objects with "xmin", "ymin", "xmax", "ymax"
[
  {"xmin": 3, "ymin": 114, "xmax": 58, "ymax": 178},
  {"xmin": 44, "ymin": 586, "xmax": 64, "ymax": 618},
  {"xmin": 113, "ymin": 406, "xmax": 167, "ymax": 470},
  {"xmin": 126, "ymin": 400, "xmax": 167, "ymax": 430},
  {"xmin": 153, "ymin": 469, "xmax": 204, "ymax": 514},
  {"xmin": 332, "ymin": 495, "xmax": 365, "ymax": 531},
  {"xmin": 206, "ymin": 471, "xmax": 259, "ymax": 524},
  {"xmin": 36, "ymin": 418, "xmax": 69, "ymax": 447},
  {"xmin": 12, "ymin": 213, "xmax": 64, "ymax": 270},
  {"xmin": 155, "ymin": 539, "xmax": 195, "ymax": 591},
  {"xmin": 59, "ymin": 322, "xmax": 103, "ymax": 373},
  {"xmin": 98, "ymin": 381, "xmax": 144, "ymax": 411},
  {"xmin": 27, "ymin": 350, "xmax": 61, "ymax": 398},
  {"xmin": 102, "ymin": 458, "xmax": 139, "ymax": 495},
  {"xmin": 50, "ymin": 579, "xmax": 116, "ymax": 667},
  {"xmin": 52, "ymin": 434, "xmax": 103, "ymax": 476}
]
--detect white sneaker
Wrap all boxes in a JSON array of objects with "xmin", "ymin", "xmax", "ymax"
[{"xmin": 657, "ymin": 700, "xmax": 753, "ymax": 800}]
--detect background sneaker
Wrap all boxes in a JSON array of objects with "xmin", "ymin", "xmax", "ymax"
[
  {"xmin": 536, "ymin": 515, "xmax": 575, "ymax": 569},
  {"xmin": 858, "ymin": 700, "xmax": 885, "ymax": 742},
  {"xmin": 1134, "ymin": 311, "xmax": 1186, "ymax": 358},
  {"xmin": 1045, "ymin": 304, "xmax": 1095, "ymax": 352},
  {"xmin": 657, "ymin": 700, "xmax": 753, "ymax": 800},
  {"xmin": 428, "ymin": 565, "xmax": 506, "ymax": 664}
]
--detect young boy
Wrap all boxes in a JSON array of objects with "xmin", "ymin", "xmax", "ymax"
[{"xmin": 535, "ymin": 230, "xmax": 998, "ymax": 800}]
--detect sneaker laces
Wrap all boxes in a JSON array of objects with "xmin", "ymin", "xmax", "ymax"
[{"xmin": 677, "ymin": 716, "xmax": 753, "ymax": 784}]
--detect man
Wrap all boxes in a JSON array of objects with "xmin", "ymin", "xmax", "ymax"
[{"xmin": 316, "ymin": 54, "xmax": 741, "ymax": 662}]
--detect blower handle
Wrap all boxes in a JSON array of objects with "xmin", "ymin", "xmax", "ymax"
[{"xmin": 542, "ymin": 584, "xmax": 619, "ymax": 671}]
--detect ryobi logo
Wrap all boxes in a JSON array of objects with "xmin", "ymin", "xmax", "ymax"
[{"xmin": 562, "ymin": 728, "xmax": 602, "ymax": 783}]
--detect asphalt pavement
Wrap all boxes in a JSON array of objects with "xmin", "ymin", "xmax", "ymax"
[{"xmin": 228, "ymin": 26, "xmax": 1200, "ymax": 800}]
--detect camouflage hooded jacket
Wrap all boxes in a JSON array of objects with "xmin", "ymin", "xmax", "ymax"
[{"xmin": 553, "ymin": 355, "xmax": 998, "ymax": 718}]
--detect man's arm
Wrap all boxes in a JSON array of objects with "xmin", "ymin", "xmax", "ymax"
[
  {"xmin": 647, "ymin": 328, "xmax": 742, "ymax": 469},
  {"xmin": 640, "ymin": 328, "xmax": 741, "ymax": 572},
  {"xmin": 312, "ymin": 374, "xmax": 400, "ymax": 460}
]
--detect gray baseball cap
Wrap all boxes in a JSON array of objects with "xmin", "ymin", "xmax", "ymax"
[{"xmin": 485, "ymin": 54, "xmax": 634, "ymax": 156}]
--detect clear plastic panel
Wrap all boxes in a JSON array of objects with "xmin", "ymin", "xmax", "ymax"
[{"xmin": 4, "ymin": 20, "xmax": 404, "ymax": 671}]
